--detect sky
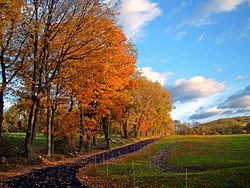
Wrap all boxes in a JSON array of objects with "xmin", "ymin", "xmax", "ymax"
[{"xmin": 118, "ymin": 0, "xmax": 250, "ymax": 123}]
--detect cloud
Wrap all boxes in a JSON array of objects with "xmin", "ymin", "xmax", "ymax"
[
  {"xmin": 199, "ymin": 0, "xmax": 249, "ymax": 16},
  {"xmin": 169, "ymin": 76, "xmax": 225, "ymax": 103},
  {"xmin": 119, "ymin": 0, "xmax": 161, "ymax": 39},
  {"xmin": 139, "ymin": 67, "xmax": 172, "ymax": 86},
  {"xmin": 184, "ymin": 0, "xmax": 250, "ymax": 27},
  {"xmin": 219, "ymin": 85, "xmax": 250, "ymax": 112},
  {"xmin": 190, "ymin": 107, "xmax": 226, "ymax": 120},
  {"xmin": 197, "ymin": 34, "xmax": 204, "ymax": 42},
  {"xmin": 235, "ymin": 75, "xmax": 249, "ymax": 81},
  {"xmin": 170, "ymin": 1, "xmax": 188, "ymax": 16},
  {"xmin": 176, "ymin": 30, "xmax": 187, "ymax": 41},
  {"xmin": 171, "ymin": 93, "xmax": 224, "ymax": 121}
]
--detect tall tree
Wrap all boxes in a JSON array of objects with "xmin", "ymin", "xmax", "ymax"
[
  {"xmin": 0, "ymin": 0, "xmax": 29, "ymax": 138},
  {"xmin": 21, "ymin": 0, "xmax": 116, "ymax": 159}
]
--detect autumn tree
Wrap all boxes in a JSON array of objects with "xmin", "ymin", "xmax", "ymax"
[
  {"xmin": 66, "ymin": 17, "xmax": 136, "ymax": 150},
  {"xmin": 18, "ymin": 0, "xmax": 119, "ymax": 159},
  {"xmin": 127, "ymin": 73, "xmax": 172, "ymax": 137},
  {"xmin": 0, "ymin": 0, "xmax": 29, "ymax": 138}
]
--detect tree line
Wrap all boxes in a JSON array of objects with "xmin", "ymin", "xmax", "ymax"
[
  {"xmin": 174, "ymin": 116, "xmax": 250, "ymax": 135},
  {"xmin": 0, "ymin": 0, "xmax": 173, "ymax": 159}
]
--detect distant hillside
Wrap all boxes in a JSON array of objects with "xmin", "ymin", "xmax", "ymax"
[
  {"xmin": 192, "ymin": 116, "xmax": 250, "ymax": 135},
  {"xmin": 202, "ymin": 116, "xmax": 250, "ymax": 127}
]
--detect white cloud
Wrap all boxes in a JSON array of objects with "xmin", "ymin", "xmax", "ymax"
[
  {"xmin": 170, "ymin": 76, "xmax": 225, "ymax": 103},
  {"xmin": 235, "ymin": 75, "xmax": 249, "ymax": 81},
  {"xmin": 184, "ymin": 0, "xmax": 250, "ymax": 27},
  {"xmin": 139, "ymin": 67, "xmax": 172, "ymax": 86},
  {"xmin": 197, "ymin": 34, "xmax": 204, "ymax": 42},
  {"xmin": 199, "ymin": 0, "xmax": 249, "ymax": 16},
  {"xmin": 119, "ymin": 0, "xmax": 161, "ymax": 39},
  {"xmin": 176, "ymin": 30, "xmax": 187, "ymax": 41}
]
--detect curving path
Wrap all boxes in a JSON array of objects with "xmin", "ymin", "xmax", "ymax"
[
  {"xmin": 4, "ymin": 138, "xmax": 159, "ymax": 187},
  {"xmin": 149, "ymin": 138, "xmax": 180, "ymax": 172}
]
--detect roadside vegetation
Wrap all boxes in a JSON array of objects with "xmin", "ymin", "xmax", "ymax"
[{"xmin": 86, "ymin": 135, "xmax": 250, "ymax": 187}]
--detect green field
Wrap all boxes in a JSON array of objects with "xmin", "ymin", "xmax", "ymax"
[{"xmin": 92, "ymin": 135, "xmax": 250, "ymax": 187}]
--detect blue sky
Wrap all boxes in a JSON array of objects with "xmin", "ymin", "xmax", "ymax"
[{"xmin": 118, "ymin": 0, "xmax": 250, "ymax": 122}]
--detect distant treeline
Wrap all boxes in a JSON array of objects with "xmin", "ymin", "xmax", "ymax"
[{"xmin": 174, "ymin": 116, "xmax": 250, "ymax": 135}]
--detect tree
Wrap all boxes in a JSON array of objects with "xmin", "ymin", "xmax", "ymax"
[
  {"xmin": 20, "ymin": 0, "xmax": 118, "ymax": 159},
  {"xmin": 130, "ymin": 74, "xmax": 172, "ymax": 137},
  {"xmin": 69, "ymin": 18, "xmax": 136, "ymax": 150},
  {"xmin": 0, "ymin": 0, "xmax": 29, "ymax": 138}
]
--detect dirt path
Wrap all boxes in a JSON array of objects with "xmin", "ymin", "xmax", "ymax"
[
  {"xmin": 148, "ymin": 138, "xmax": 181, "ymax": 172},
  {"xmin": 2, "ymin": 138, "xmax": 159, "ymax": 187}
]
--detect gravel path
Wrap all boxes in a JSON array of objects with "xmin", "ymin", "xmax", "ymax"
[
  {"xmin": 149, "ymin": 138, "xmax": 180, "ymax": 172},
  {"xmin": 3, "ymin": 138, "xmax": 159, "ymax": 187}
]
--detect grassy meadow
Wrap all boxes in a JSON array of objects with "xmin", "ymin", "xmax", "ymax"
[{"xmin": 91, "ymin": 135, "xmax": 250, "ymax": 187}]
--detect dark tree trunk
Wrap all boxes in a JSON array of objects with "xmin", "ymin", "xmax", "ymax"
[
  {"xmin": 134, "ymin": 130, "xmax": 137, "ymax": 138},
  {"xmin": 102, "ymin": 117, "xmax": 110, "ymax": 150},
  {"xmin": 0, "ymin": 91, "xmax": 4, "ymax": 138},
  {"xmin": 85, "ymin": 132, "xmax": 91, "ymax": 151},
  {"xmin": 133, "ymin": 125, "xmax": 138, "ymax": 138},
  {"xmin": 46, "ymin": 88, "xmax": 51, "ymax": 157},
  {"xmin": 51, "ymin": 106, "xmax": 56, "ymax": 155},
  {"xmin": 24, "ymin": 0, "xmax": 39, "ymax": 159},
  {"xmin": 24, "ymin": 99, "xmax": 35, "ymax": 159},
  {"xmin": 79, "ymin": 107, "xmax": 84, "ymax": 152},
  {"xmin": 92, "ymin": 135, "xmax": 96, "ymax": 146},
  {"xmin": 31, "ymin": 99, "xmax": 40, "ymax": 145},
  {"xmin": 121, "ymin": 119, "xmax": 128, "ymax": 139}
]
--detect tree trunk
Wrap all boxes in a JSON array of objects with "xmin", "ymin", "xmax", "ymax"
[
  {"xmin": 102, "ymin": 117, "xmax": 110, "ymax": 149},
  {"xmin": 51, "ymin": 106, "xmax": 56, "ymax": 155},
  {"xmin": 79, "ymin": 107, "xmax": 84, "ymax": 152},
  {"xmin": 0, "ymin": 91, "xmax": 4, "ymax": 138},
  {"xmin": 85, "ymin": 133, "xmax": 91, "ymax": 151},
  {"xmin": 24, "ymin": 98, "xmax": 36, "ymax": 159},
  {"xmin": 92, "ymin": 135, "xmax": 96, "ymax": 146},
  {"xmin": 46, "ymin": 88, "xmax": 51, "ymax": 157},
  {"xmin": 133, "ymin": 125, "xmax": 138, "ymax": 138},
  {"xmin": 24, "ymin": 95, "xmax": 40, "ymax": 159},
  {"xmin": 121, "ymin": 119, "xmax": 128, "ymax": 139},
  {"xmin": 24, "ymin": 0, "xmax": 39, "ymax": 159},
  {"xmin": 105, "ymin": 125, "xmax": 110, "ymax": 150},
  {"xmin": 31, "ymin": 99, "xmax": 40, "ymax": 146}
]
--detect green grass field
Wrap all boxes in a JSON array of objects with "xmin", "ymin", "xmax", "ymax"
[
  {"xmin": 0, "ymin": 133, "xmax": 47, "ymax": 171},
  {"xmin": 1, "ymin": 133, "xmax": 47, "ymax": 155},
  {"xmin": 93, "ymin": 135, "xmax": 250, "ymax": 187}
]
